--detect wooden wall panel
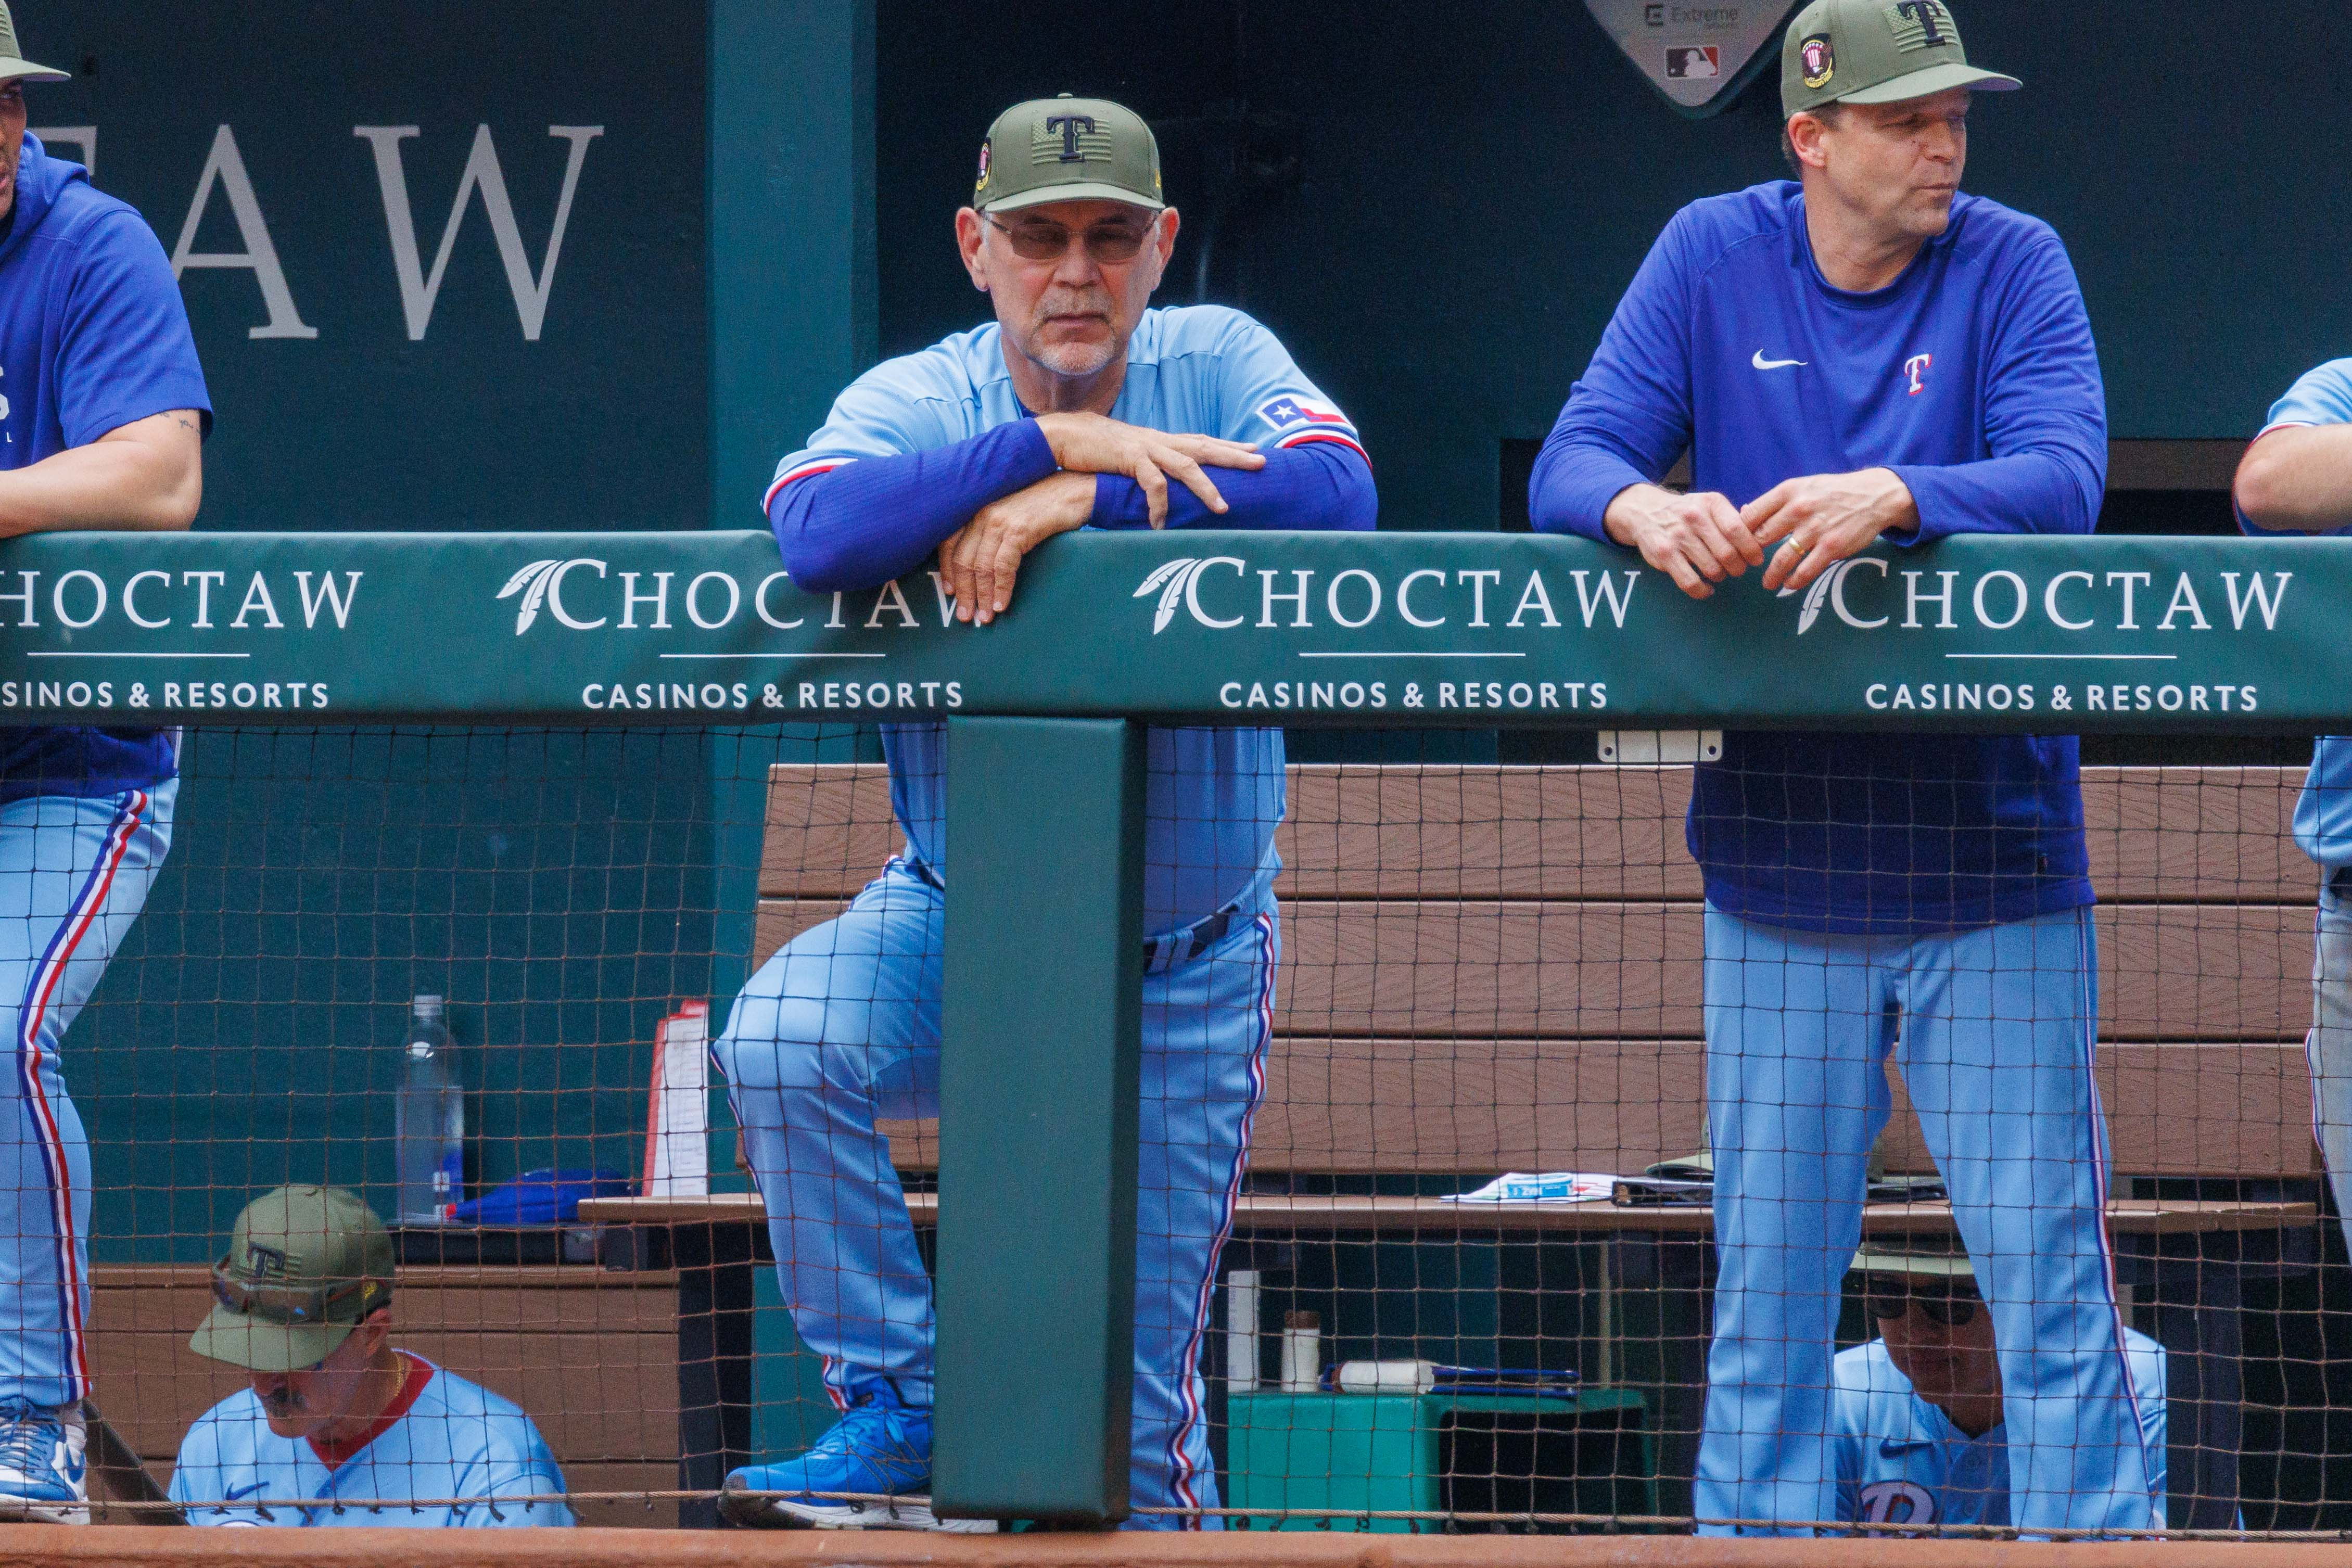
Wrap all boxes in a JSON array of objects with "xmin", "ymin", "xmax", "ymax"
[
  {"xmin": 876, "ymin": 1038, "xmax": 2312, "ymax": 1178},
  {"xmin": 1877, "ymin": 1043, "xmax": 2314, "ymax": 1178},
  {"xmin": 759, "ymin": 764, "xmax": 2319, "ymax": 904},
  {"xmin": 756, "ymin": 897, "xmax": 2313, "ymax": 1043}
]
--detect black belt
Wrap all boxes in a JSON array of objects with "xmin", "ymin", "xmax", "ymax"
[
  {"xmin": 1142, "ymin": 906, "xmax": 1240, "ymax": 968},
  {"xmin": 2332, "ymin": 865, "xmax": 2352, "ymax": 900},
  {"xmin": 903, "ymin": 857, "xmax": 1240, "ymax": 966}
]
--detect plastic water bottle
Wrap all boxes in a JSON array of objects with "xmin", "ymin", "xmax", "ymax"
[{"xmin": 395, "ymin": 995, "xmax": 463, "ymax": 1226}]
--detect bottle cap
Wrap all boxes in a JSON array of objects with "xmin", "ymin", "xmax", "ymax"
[{"xmin": 412, "ymin": 994, "xmax": 444, "ymax": 1021}]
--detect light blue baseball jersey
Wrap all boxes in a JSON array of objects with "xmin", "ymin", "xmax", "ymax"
[
  {"xmin": 1832, "ymin": 1329, "xmax": 2166, "ymax": 1530},
  {"xmin": 769, "ymin": 305, "xmax": 1365, "ymax": 933},
  {"xmin": 2240, "ymin": 360, "xmax": 2352, "ymax": 876},
  {"xmin": 170, "ymin": 1355, "xmax": 573, "ymax": 1528}
]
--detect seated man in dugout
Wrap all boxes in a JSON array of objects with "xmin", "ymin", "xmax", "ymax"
[
  {"xmin": 1834, "ymin": 1240, "xmax": 2165, "ymax": 1534},
  {"xmin": 169, "ymin": 1186, "xmax": 573, "ymax": 1527}
]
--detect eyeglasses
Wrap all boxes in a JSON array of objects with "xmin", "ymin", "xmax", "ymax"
[
  {"xmin": 986, "ymin": 215, "xmax": 1152, "ymax": 264},
  {"xmin": 1864, "ymin": 1280, "xmax": 1980, "ymax": 1328},
  {"xmin": 210, "ymin": 1262, "xmax": 382, "ymax": 1326}
]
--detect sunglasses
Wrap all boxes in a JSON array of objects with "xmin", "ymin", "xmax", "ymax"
[
  {"xmin": 210, "ymin": 1263, "xmax": 382, "ymax": 1327},
  {"xmin": 1864, "ymin": 1280, "xmax": 1980, "ymax": 1328},
  {"xmin": 986, "ymin": 215, "xmax": 1153, "ymax": 264}
]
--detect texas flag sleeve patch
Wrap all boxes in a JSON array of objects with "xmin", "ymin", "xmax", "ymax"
[{"xmin": 1255, "ymin": 394, "xmax": 1366, "ymax": 461}]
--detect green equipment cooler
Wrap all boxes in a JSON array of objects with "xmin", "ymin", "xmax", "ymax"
[{"xmin": 1225, "ymin": 1387, "xmax": 1652, "ymax": 1533}]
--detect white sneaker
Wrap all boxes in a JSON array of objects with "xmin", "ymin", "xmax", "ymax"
[{"xmin": 0, "ymin": 1399, "xmax": 87, "ymax": 1524}]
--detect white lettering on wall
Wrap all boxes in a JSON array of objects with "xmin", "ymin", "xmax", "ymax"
[
  {"xmin": 29, "ymin": 126, "xmax": 93, "ymax": 175},
  {"xmin": 353, "ymin": 124, "xmax": 605, "ymax": 341},
  {"xmin": 169, "ymin": 126, "xmax": 318, "ymax": 340}
]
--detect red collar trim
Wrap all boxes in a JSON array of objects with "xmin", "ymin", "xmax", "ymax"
[{"xmin": 309, "ymin": 1352, "xmax": 434, "ymax": 1470}]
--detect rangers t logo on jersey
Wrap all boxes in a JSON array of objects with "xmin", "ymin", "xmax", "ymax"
[
  {"xmin": 1905, "ymin": 353, "xmax": 1934, "ymax": 396},
  {"xmin": 1257, "ymin": 394, "xmax": 1348, "ymax": 431}
]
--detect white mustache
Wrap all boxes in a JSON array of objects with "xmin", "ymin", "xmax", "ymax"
[{"xmin": 1036, "ymin": 288, "xmax": 1112, "ymax": 320}]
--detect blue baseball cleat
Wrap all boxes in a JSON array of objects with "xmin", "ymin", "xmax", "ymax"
[
  {"xmin": 0, "ymin": 1400, "xmax": 87, "ymax": 1525},
  {"xmin": 720, "ymin": 1393, "xmax": 996, "ymax": 1532}
]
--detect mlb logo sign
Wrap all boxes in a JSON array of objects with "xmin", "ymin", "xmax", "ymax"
[{"xmin": 1664, "ymin": 45, "xmax": 1721, "ymax": 79}]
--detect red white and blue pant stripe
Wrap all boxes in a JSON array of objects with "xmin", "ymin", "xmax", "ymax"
[
  {"xmin": 1, "ymin": 782, "xmax": 173, "ymax": 1407},
  {"xmin": 715, "ymin": 861, "xmax": 1277, "ymax": 1528},
  {"xmin": 1695, "ymin": 904, "xmax": 2161, "ymax": 1537}
]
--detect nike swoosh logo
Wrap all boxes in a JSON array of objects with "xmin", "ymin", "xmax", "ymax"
[
  {"xmin": 1752, "ymin": 351, "xmax": 1808, "ymax": 370},
  {"xmin": 224, "ymin": 1482, "xmax": 266, "ymax": 1500},
  {"xmin": 1879, "ymin": 1438, "xmax": 1934, "ymax": 1457}
]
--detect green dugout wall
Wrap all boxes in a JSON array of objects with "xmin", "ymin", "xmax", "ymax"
[{"xmin": 7, "ymin": 522, "xmax": 2345, "ymax": 1521}]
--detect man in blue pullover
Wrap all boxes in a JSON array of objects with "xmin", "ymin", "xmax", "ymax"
[
  {"xmin": 715, "ymin": 95, "xmax": 1374, "ymax": 1531},
  {"xmin": 0, "ymin": 3, "xmax": 208, "ymax": 1525},
  {"xmin": 1530, "ymin": 0, "xmax": 2154, "ymax": 1538}
]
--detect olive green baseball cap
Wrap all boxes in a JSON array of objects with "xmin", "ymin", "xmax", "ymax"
[
  {"xmin": 188, "ymin": 1185, "xmax": 395, "ymax": 1373},
  {"xmin": 0, "ymin": 4, "xmax": 68, "ymax": 84},
  {"xmin": 972, "ymin": 94, "xmax": 1163, "ymax": 215},
  {"xmin": 1850, "ymin": 1238, "xmax": 1984, "ymax": 1287},
  {"xmin": 1782, "ymin": 0, "xmax": 2018, "ymax": 119}
]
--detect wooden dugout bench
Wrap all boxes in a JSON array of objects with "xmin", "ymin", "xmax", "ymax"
[{"xmin": 586, "ymin": 762, "xmax": 2327, "ymax": 1528}]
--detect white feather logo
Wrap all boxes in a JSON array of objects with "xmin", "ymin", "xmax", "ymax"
[
  {"xmin": 1796, "ymin": 569, "xmax": 1837, "ymax": 634},
  {"xmin": 1133, "ymin": 558, "xmax": 1203, "ymax": 634},
  {"xmin": 496, "ymin": 559, "xmax": 577, "ymax": 634},
  {"xmin": 1778, "ymin": 559, "xmax": 1864, "ymax": 635}
]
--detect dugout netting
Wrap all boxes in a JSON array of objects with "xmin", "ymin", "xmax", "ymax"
[{"xmin": 44, "ymin": 724, "xmax": 2345, "ymax": 1537}]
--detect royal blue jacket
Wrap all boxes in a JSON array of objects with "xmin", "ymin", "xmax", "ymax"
[
  {"xmin": 1531, "ymin": 183, "xmax": 2102, "ymax": 934},
  {"xmin": 0, "ymin": 134, "xmax": 210, "ymax": 804}
]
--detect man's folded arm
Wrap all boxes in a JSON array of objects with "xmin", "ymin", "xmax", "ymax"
[
  {"xmin": 1529, "ymin": 414, "xmax": 1676, "ymax": 542},
  {"xmin": 1089, "ymin": 439, "xmax": 1376, "ymax": 532},
  {"xmin": 1886, "ymin": 236, "xmax": 2106, "ymax": 543},
  {"xmin": 767, "ymin": 419, "xmax": 1060, "ymax": 592}
]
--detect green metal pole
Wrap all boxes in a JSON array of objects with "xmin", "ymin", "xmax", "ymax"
[{"xmin": 933, "ymin": 716, "xmax": 1145, "ymax": 1525}]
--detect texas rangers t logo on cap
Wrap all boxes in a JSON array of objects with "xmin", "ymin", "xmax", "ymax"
[
  {"xmin": 1046, "ymin": 114, "xmax": 1098, "ymax": 161},
  {"xmin": 1892, "ymin": 1, "xmax": 1951, "ymax": 47}
]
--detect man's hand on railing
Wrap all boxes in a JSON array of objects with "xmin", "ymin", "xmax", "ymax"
[
  {"xmin": 1033, "ymin": 411, "xmax": 1263, "ymax": 529},
  {"xmin": 1747, "ymin": 467, "xmax": 1919, "ymax": 593},
  {"xmin": 1602, "ymin": 482, "xmax": 1763, "ymax": 600},
  {"xmin": 939, "ymin": 470, "xmax": 1097, "ymax": 626}
]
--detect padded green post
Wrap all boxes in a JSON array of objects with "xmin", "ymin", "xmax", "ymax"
[{"xmin": 933, "ymin": 717, "xmax": 1144, "ymax": 1525}]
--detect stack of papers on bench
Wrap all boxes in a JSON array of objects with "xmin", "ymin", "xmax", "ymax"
[{"xmin": 1440, "ymin": 1172, "xmax": 1618, "ymax": 1204}]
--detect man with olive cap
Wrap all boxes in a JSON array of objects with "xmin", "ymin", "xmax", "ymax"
[
  {"xmin": 1531, "ymin": 0, "xmax": 2149, "ymax": 1538},
  {"xmin": 1834, "ymin": 1241, "xmax": 2167, "ymax": 1534},
  {"xmin": 169, "ymin": 1186, "xmax": 571, "ymax": 1527},
  {"xmin": 717, "ymin": 93, "xmax": 1371, "ymax": 1531}
]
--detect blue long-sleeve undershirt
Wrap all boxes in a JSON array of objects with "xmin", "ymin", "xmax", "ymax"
[
  {"xmin": 1527, "ymin": 187, "xmax": 2105, "ymax": 548},
  {"xmin": 769, "ymin": 422, "xmax": 1377, "ymax": 593}
]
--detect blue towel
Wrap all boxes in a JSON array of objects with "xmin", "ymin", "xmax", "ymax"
[{"xmin": 446, "ymin": 1169, "xmax": 631, "ymax": 1227}]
